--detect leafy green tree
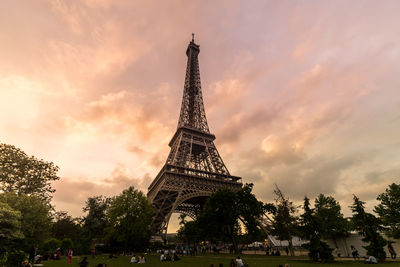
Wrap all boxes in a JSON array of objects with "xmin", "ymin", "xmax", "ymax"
[
  {"xmin": 0, "ymin": 202, "xmax": 24, "ymax": 250},
  {"xmin": 106, "ymin": 187, "xmax": 154, "ymax": 252},
  {"xmin": 61, "ymin": 238, "xmax": 74, "ymax": 250},
  {"xmin": 298, "ymin": 197, "xmax": 333, "ymax": 262},
  {"xmin": 350, "ymin": 195, "xmax": 386, "ymax": 262},
  {"xmin": 42, "ymin": 238, "xmax": 61, "ymax": 253},
  {"xmin": 177, "ymin": 220, "xmax": 201, "ymax": 244},
  {"xmin": 314, "ymin": 194, "xmax": 349, "ymax": 245},
  {"xmin": 271, "ymin": 185, "xmax": 298, "ymax": 256},
  {"xmin": 51, "ymin": 211, "xmax": 80, "ymax": 241},
  {"xmin": 197, "ymin": 188, "xmax": 239, "ymax": 248},
  {"xmin": 82, "ymin": 196, "xmax": 111, "ymax": 242},
  {"xmin": 374, "ymin": 183, "xmax": 400, "ymax": 238},
  {"xmin": 0, "ymin": 143, "xmax": 59, "ymax": 200},
  {"xmin": 196, "ymin": 184, "xmax": 266, "ymax": 254},
  {"xmin": 0, "ymin": 192, "xmax": 52, "ymax": 250}
]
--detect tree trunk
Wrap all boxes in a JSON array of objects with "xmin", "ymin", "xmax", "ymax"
[
  {"xmin": 288, "ymin": 238, "xmax": 295, "ymax": 256},
  {"xmin": 231, "ymin": 236, "xmax": 239, "ymax": 254}
]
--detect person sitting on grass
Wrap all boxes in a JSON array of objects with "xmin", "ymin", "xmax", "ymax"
[
  {"xmin": 21, "ymin": 260, "xmax": 32, "ymax": 267},
  {"xmin": 236, "ymin": 256, "xmax": 244, "ymax": 267},
  {"xmin": 131, "ymin": 255, "xmax": 137, "ymax": 263},
  {"xmin": 365, "ymin": 253, "xmax": 377, "ymax": 264},
  {"xmin": 78, "ymin": 256, "xmax": 89, "ymax": 267},
  {"xmin": 138, "ymin": 255, "xmax": 146, "ymax": 263},
  {"xmin": 173, "ymin": 252, "xmax": 180, "ymax": 261},
  {"xmin": 160, "ymin": 254, "xmax": 165, "ymax": 261}
]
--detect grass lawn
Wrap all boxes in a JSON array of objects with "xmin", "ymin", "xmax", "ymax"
[{"xmin": 39, "ymin": 254, "xmax": 399, "ymax": 267}]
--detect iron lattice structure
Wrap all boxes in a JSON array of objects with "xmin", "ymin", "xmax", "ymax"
[{"xmin": 147, "ymin": 37, "xmax": 242, "ymax": 236}]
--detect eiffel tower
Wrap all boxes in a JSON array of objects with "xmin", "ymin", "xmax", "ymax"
[{"xmin": 147, "ymin": 35, "xmax": 242, "ymax": 236}]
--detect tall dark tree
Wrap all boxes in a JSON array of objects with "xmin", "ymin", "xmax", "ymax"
[
  {"xmin": 350, "ymin": 195, "xmax": 386, "ymax": 262},
  {"xmin": 177, "ymin": 220, "xmax": 201, "ymax": 245},
  {"xmin": 82, "ymin": 196, "xmax": 111, "ymax": 242},
  {"xmin": 106, "ymin": 187, "xmax": 154, "ymax": 252},
  {"xmin": 298, "ymin": 197, "xmax": 333, "ymax": 262},
  {"xmin": 51, "ymin": 211, "xmax": 81, "ymax": 241},
  {"xmin": 271, "ymin": 185, "xmax": 298, "ymax": 256},
  {"xmin": 314, "ymin": 194, "xmax": 349, "ymax": 246},
  {"xmin": 196, "ymin": 184, "xmax": 266, "ymax": 254},
  {"xmin": 197, "ymin": 188, "xmax": 239, "ymax": 249},
  {"xmin": 0, "ymin": 143, "xmax": 59, "ymax": 201},
  {"xmin": 374, "ymin": 183, "xmax": 400, "ymax": 239}
]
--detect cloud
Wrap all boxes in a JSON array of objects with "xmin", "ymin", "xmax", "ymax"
[{"xmin": 52, "ymin": 164, "xmax": 151, "ymax": 217}]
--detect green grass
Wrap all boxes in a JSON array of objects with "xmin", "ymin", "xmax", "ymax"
[{"xmin": 39, "ymin": 254, "xmax": 399, "ymax": 267}]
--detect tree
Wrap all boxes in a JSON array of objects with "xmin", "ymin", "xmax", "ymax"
[
  {"xmin": 350, "ymin": 195, "xmax": 386, "ymax": 262},
  {"xmin": 298, "ymin": 197, "xmax": 333, "ymax": 262},
  {"xmin": 0, "ymin": 192, "xmax": 52, "ymax": 250},
  {"xmin": 197, "ymin": 188, "xmax": 239, "ymax": 249},
  {"xmin": 0, "ymin": 143, "xmax": 60, "ymax": 201},
  {"xmin": 314, "ymin": 194, "xmax": 349, "ymax": 245},
  {"xmin": 196, "ymin": 184, "xmax": 266, "ymax": 254},
  {"xmin": 82, "ymin": 196, "xmax": 111, "ymax": 242},
  {"xmin": 106, "ymin": 187, "xmax": 154, "ymax": 252},
  {"xmin": 374, "ymin": 183, "xmax": 400, "ymax": 239},
  {"xmin": 177, "ymin": 220, "xmax": 201, "ymax": 244},
  {"xmin": 51, "ymin": 211, "xmax": 80, "ymax": 241},
  {"xmin": 61, "ymin": 238, "xmax": 74, "ymax": 250},
  {"xmin": 0, "ymin": 202, "xmax": 24, "ymax": 250},
  {"xmin": 42, "ymin": 238, "xmax": 61, "ymax": 254},
  {"xmin": 271, "ymin": 185, "xmax": 298, "ymax": 256}
]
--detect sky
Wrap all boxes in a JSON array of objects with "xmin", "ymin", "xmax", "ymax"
[{"xmin": 1, "ymin": 0, "xmax": 400, "ymax": 233}]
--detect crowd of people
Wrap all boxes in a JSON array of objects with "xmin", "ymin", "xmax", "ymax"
[
  {"xmin": 17, "ymin": 241, "xmax": 398, "ymax": 266},
  {"xmin": 159, "ymin": 249, "xmax": 180, "ymax": 262}
]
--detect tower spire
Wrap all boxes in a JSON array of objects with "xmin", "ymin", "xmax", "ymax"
[{"xmin": 178, "ymin": 38, "xmax": 210, "ymax": 133}]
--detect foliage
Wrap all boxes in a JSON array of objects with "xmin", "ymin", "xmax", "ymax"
[
  {"xmin": 374, "ymin": 183, "xmax": 400, "ymax": 238},
  {"xmin": 42, "ymin": 238, "xmax": 61, "ymax": 253},
  {"xmin": 350, "ymin": 195, "xmax": 386, "ymax": 262},
  {"xmin": 5, "ymin": 250, "xmax": 26, "ymax": 267},
  {"xmin": 61, "ymin": 238, "xmax": 74, "ymax": 250},
  {"xmin": 0, "ymin": 192, "xmax": 52, "ymax": 250},
  {"xmin": 270, "ymin": 185, "xmax": 298, "ymax": 256},
  {"xmin": 51, "ymin": 211, "xmax": 80, "ymax": 241},
  {"xmin": 194, "ymin": 184, "xmax": 265, "ymax": 253},
  {"xmin": 0, "ymin": 143, "xmax": 59, "ymax": 200},
  {"xmin": 105, "ymin": 186, "xmax": 154, "ymax": 252},
  {"xmin": 82, "ymin": 195, "xmax": 111, "ymax": 242},
  {"xmin": 177, "ymin": 220, "xmax": 201, "ymax": 244},
  {"xmin": 0, "ymin": 202, "xmax": 24, "ymax": 250},
  {"xmin": 314, "ymin": 194, "xmax": 350, "ymax": 242},
  {"xmin": 298, "ymin": 197, "xmax": 333, "ymax": 262}
]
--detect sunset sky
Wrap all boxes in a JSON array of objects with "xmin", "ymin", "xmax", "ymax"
[{"xmin": 1, "ymin": 0, "xmax": 400, "ymax": 232}]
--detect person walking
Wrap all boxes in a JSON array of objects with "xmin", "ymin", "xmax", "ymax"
[
  {"xmin": 67, "ymin": 249, "xmax": 73, "ymax": 264},
  {"xmin": 91, "ymin": 247, "xmax": 96, "ymax": 259},
  {"xmin": 350, "ymin": 245, "xmax": 359, "ymax": 260},
  {"xmin": 388, "ymin": 243, "xmax": 397, "ymax": 259}
]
